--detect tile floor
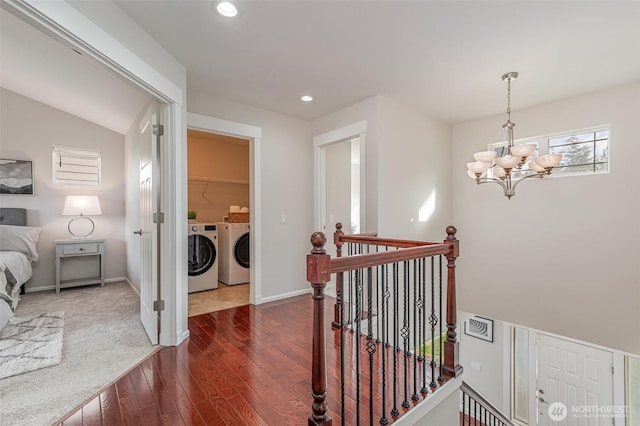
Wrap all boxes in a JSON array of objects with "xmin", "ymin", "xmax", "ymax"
[{"xmin": 187, "ymin": 282, "xmax": 250, "ymax": 317}]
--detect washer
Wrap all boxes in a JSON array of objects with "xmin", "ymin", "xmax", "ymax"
[
  {"xmin": 187, "ymin": 223, "xmax": 219, "ymax": 293},
  {"xmin": 217, "ymin": 222, "xmax": 250, "ymax": 285}
]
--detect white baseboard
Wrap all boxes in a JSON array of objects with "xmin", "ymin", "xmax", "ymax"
[
  {"xmin": 258, "ymin": 287, "xmax": 312, "ymax": 304},
  {"xmin": 25, "ymin": 277, "xmax": 133, "ymax": 294}
]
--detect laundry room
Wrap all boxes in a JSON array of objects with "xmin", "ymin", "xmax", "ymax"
[{"xmin": 186, "ymin": 129, "xmax": 250, "ymax": 316}]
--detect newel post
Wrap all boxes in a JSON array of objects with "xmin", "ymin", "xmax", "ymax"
[
  {"xmin": 308, "ymin": 232, "xmax": 333, "ymax": 426},
  {"xmin": 443, "ymin": 226, "xmax": 463, "ymax": 378},
  {"xmin": 331, "ymin": 223, "xmax": 344, "ymax": 329}
]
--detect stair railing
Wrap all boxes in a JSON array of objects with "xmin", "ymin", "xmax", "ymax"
[
  {"xmin": 307, "ymin": 224, "xmax": 462, "ymax": 426},
  {"xmin": 460, "ymin": 380, "xmax": 516, "ymax": 426}
]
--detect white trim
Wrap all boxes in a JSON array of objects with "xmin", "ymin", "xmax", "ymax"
[
  {"xmin": 186, "ymin": 112, "xmax": 263, "ymax": 306},
  {"xmin": 394, "ymin": 376, "xmax": 463, "ymax": 425},
  {"xmin": 313, "ymin": 121, "xmax": 367, "ymax": 233},
  {"xmin": 5, "ymin": 0, "xmax": 182, "ymax": 104},
  {"xmin": 259, "ymin": 288, "xmax": 313, "ymax": 304},
  {"xmin": 25, "ymin": 277, "xmax": 130, "ymax": 293},
  {"xmin": 313, "ymin": 120, "xmax": 367, "ymax": 147},
  {"xmin": 187, "ymin": 112, "xmax": 262, "ymax": 139}
]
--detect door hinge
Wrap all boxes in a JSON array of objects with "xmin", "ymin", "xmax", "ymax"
[
  {"xmin": 153, "ymin": 124, "xmax": 164, "ymax": 136},
  {"xmin": 153, "ymin": 300, "xmax": 165, "ymax": 312},
  {"xmin": 153, "ymin": 212, "xmax": 165, "ymax": 224}
]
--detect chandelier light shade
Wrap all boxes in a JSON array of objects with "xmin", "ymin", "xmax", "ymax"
[
  {"xmin": 63, "ymin": 195, "xmax": 102, "ymax": 238},
  {"xmin": 467, "ymin": 72, "xmax": 562, "ymax": 199}
]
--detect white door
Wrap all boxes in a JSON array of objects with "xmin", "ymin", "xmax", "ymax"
[
  {"xmin": 138, "ymin": 104, "xmax": 161, "ymax": 345},
  {"xmin": 536, "ymin": 333, "xmax": 613, "ymax": 426}
]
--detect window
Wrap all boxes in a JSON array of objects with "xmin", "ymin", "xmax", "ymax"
[
  {"xmin": 52, "ymin": 146, "xmax": 101, "ymax": 186},
  {"xmin": 512, "ymin": 326, "xmax": 529, "ymax": 425},
  {"xmin": 489, "ymin": 127, "xmax": 609, "ymax": 178},
  {"xmin": 628, "ymin": 356, "xmax": 640, "ymax": 425}
]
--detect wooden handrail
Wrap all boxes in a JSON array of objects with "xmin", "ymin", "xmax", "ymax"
[
  {"xmin": 330, "ymin": 243, "xmax": 451, "ymax": 273},
  {"xmin": 461, "ymin": 381, "xmax": 516, "ymax": 426}
]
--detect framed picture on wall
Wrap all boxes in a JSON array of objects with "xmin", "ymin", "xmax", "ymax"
[
  {"xmin": 0, "ymin": 159, "xmax": 34, "ymax": 195},
  {"xmin": 464, "ymin": 316, "xmax": 494, "ymax": 342}
]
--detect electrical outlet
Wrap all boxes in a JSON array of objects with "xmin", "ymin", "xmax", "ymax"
[
  {"xmin": 280, "ymin": 213, "xmax": 287, "ymax": 224},
  {"xmin": 471, "ymin": 361, "xmax": 481, "ymax": 371},
  {"xmin": 329, "ymin": 214, "xmax": 334, "ymax": 223}
]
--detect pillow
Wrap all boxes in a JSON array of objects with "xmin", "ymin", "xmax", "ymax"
[{"xmin": 0, "ymin": 225, "xmax": 42, "ymax": 261}]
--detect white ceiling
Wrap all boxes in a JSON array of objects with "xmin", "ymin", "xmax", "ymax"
[{"xmin": 2, "ymin": 1, "xmax": 640, "ymax": 133}]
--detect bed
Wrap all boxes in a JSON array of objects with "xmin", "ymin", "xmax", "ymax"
[{"xmin": 0, "ymin": 208, "xmax": 41, "ymax": 331}]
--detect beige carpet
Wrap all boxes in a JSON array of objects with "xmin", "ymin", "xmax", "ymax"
[{"xmin": 0, "ymin": 282, "xmax": 156, "ymax": 426}]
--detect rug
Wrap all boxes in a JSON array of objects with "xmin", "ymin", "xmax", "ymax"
[{"xmin": 0, "ymin": 311, "xmax": 64, "ymax": 379}]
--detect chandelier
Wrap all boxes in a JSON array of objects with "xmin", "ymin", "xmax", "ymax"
[{"xmin": 467, "ymin": 72, "xmax": 562, "ymax": 199}]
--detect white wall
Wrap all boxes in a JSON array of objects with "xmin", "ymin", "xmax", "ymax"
[
  {"xmin": 0, "ymin": 88, "xmax": 127, "ymax": 291},
  {"xmin": 458, "ymin": 310, "xmax": 506, "ymax": 411},
  {"xmin": 378, "ymin": 96, "xmax": 452, "ymax": 240},
  {"xmin": 312, "ymin": 96, "xmax": 381, "ymax": 233},
  {"xmin": 453, "ymin": 83, "xmax": 640, "ymax": 355},
  {"xmin": 312, "ymin": 96, "xmax": 453, "ymax": 241},
  {"xmin": 187, "ymin": 91, "xmax": 314, "ymax": 300}
]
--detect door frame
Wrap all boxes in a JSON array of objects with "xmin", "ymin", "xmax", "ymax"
[
  {"xmin": 6, "ymin": 0, "xmax": 189, "ymax": 346},
  {"xmin": 313, "ymin": 120, "xmax": 367, "ymax": 233},
  {"xmin": 187, "ymin": 112, "xmax": 263, "ymax": 305},
  {"xmin": 505, "ymin": 323, "xmax": 628, "ymax": 426}
]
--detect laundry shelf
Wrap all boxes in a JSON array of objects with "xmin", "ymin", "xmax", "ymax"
[
  {"xmin": 188, "ymin": 176, "xmax": 249, "ymax": 197},
  {"xmin": 188, "ymin": 176, "xmax": 249, "ymax": 185}
]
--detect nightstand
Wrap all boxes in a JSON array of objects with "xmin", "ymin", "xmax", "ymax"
[{"xmin": 55, "ymin": 238, "xmax": 105, "ymax": 294}]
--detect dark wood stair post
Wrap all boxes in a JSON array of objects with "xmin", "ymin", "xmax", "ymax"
[
  {"xmin": 443, "ymin": 226, "xmax": 463, "ymax": 378},
  {"xmin": 307, "ymin": 232, "xmax": 333, "ymax": 426},
  {"xmin": 331, "ymin": 223, "xmax": 344, "ymax": 329}
]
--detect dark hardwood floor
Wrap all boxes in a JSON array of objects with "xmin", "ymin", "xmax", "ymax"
[{"xmin": 56, "ymin": 294, "xmax": 451, "ymax": 425}]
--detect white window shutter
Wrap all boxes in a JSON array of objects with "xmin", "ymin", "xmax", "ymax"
[{"xmin": 52, "ymin": 146, "xmax": 101, "ymax": 186}]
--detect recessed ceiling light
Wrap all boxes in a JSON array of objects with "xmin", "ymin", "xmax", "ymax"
[
  {"xmin": 300, "ymin": 95, "xmax": 314, "ymax": 102},
  {"xmin": 216, "ymin": 1, "xmax": 238, "ymax": 18}
]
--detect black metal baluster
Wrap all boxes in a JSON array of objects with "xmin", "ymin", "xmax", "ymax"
[
  {"xmin": 401, "ymin": 261, "xmax": 410, "ymax": 409},
  {"xmin": 429, "ymin": 256, "xmax": 437, "ymax": 388},
  {"xmin": 463, "ymin": 392, "xmax": 467, "ymax": 425},
  {"xmin": 376, "ymin": 245, "xmax": 381, "ymax": 343},
  {"xmin": 412, "ymin": 258, "xmax": 419, "ymax": 401},
  {"xmin": 391, "ymin": 262, "xmax": 399, "ymax": 417},
  {"xmin": 338, "ymin": 271, "xmax": 346, "ymax": 426},
  {"xmin": 380, "ymin": 262, "xmax": 389, "ymax": 425},
  {"xmin": 366, "ymin": 267, "xmax": 375, "ymax": 426},
  {"xmin": 355, "ymin": 268, "xmax": 362, "ymax": 425},
  {"xmin": 438, "ymin": 255, "xmax": 444, "ymax": 383},
  {"xmin": 420, "ymin": 257, "xmax": 428, "ymax": 395}
]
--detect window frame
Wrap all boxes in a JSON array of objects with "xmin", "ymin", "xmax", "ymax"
[{"xmin": 488, "ymin": 126, "xmax": 610, "ymax": 179}]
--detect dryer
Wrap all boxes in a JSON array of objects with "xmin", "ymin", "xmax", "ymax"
[
  {"xmin": 217, "ymin": 222, "xmax": 250, "ymax": 285},
  {"xmin": 187, "ymin": 223, "xmax": 219, "ymax": 293}
]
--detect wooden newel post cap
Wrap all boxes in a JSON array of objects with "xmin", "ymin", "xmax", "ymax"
[
  {"xmin": 446, "ymin": 225, "xmax": 457, "ymax": 241},
  {"xmin": 335, "ymin": 222, "xmax": 343, "ymax": 232},
  {"xmin": 310, "ymin": 232, "xmax": 327, "ymax": 254}
]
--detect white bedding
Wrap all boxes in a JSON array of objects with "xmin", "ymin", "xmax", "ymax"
[{"xmin": 0, "ymin": 251, "xmax": 33, "ymax": 330}]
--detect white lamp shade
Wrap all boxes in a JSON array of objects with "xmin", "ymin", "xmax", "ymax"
[
  {"xmin": 528, "ymin": 159, "xmax": 546, "ymax": 173},
  {"xmin": 510, "ymin": 143, "xmax": 537, "ymax": 158},
  {"xmin": 493, "ymin": 166, "xmax": 506, "ymax": 178},
  {"xmin": 63, "ymin": 195, "xmax": 102, "ymax": 216},
  {"xmin": 467, "ymin": 161, "xmax": 491, "ymax": 174},
  {"xmin": 535, "ymin": 153, "xmax": 563, "ymax": 168},
  {"xmin": 473, "ymin": 150, "xmax": 497, "ymax": 162},
  {"xmin": 495, "ymin": 155, "xmax": 520, "ymax": 169}
]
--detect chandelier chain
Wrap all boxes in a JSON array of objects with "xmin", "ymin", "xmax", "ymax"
[{"xmin": 506, "ymin": 77, "xmax": 512, "ymax": 123}]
